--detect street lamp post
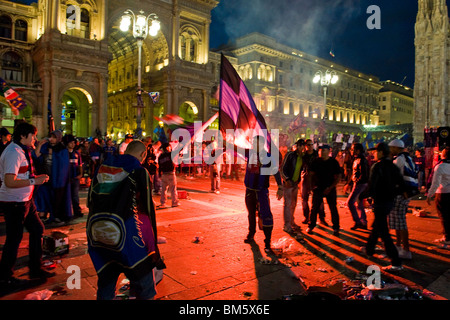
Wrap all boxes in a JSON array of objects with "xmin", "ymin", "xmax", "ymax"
[
  {"xmin": 120, "ymin": 9, "xmax": 160, "ymax": 138},
  {"xmin": 312, "ymin": 69, "xmax": 338, "ymax": 142},
  {"xmin": 313, "ymin": 69, "xmax": 339, "ymax": 117}
]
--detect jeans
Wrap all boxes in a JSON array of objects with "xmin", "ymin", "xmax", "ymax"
[
  {"xmin": 309, "ymin": 187, "xmax": 340, "ymax": 231},
  {"xmin": 70, "ymin": 178, "xmax": 82, "ymax": 216},
  {"xmin": 245, "ymin": 188, "xmax": 273, "ymax": 233},
  {"xmin": 301, "ymin": 176, "xmax": 324, "ymax": 220},
  {"xmin": 0, "ymin": 200, "xmax": 44, "ymax": 279},
  {"xmin": 160, "ymin": 172, "xmax": 178, "ymax": 206},
  {"xmin": 346, "ymin": 182, "xmax": 368, "ymax": 225},
  {"xmin": 210, "ymin": 164, "xmax": 221, "ymax": 191},
  {"xmin": 366, "ymin": 202, "xmax": 401, "ymax": 266},
  {"xmin": 245, "ymin": 188, "xmax": 273, "ymax": 248},
  {"xmin": 436, "ymin": 193, "xmax": 450, "ymax": 241},
  {"xmin": 283, "ymin": 184, "xmax": 299, "ymax": 229},
  {"xmin": 97, "ymin": 268, "xmax": 156, "ymax": 300}
]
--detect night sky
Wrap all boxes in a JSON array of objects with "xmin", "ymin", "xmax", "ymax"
[
  {"xmin": 10, "ymin": 0, "xmax": 450, "ymax": 88},
  {"xmin": 211, "ymin": 0, "xmax": 450, "ymax": 89}
]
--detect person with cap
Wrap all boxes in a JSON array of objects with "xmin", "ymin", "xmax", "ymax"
[
  {"xmin": 363, "ymin": 142, "xmax": 404, "ymax": 272},
  {"xmin": 388, "ymin": 139, "xmax": 419, "ymax": 260},
  {"xmin": 300, "ymin": 139, "xmax": 326, "ymax": 225},
  {"xmin": 119, "ymin": 134, "xmax": 134, "ymax": 155},
  {"xmin": 64, "ymin": 134, "xmax": 83, "ymax": 218},
  {"xmin": 281, "ymin": 139, "xmax": 305, "ymax": 234},
  {"xmin": 306, "ymin": 144, "xmax": 341, "ymax": 236},
  {"xmin": 426, "ymin": 147, "xmax": 450, "ymax": 246},
  {"xmin": 157, "ymin": 142, "xmax": 179, "ymax": 208},
  {"xmin": 0, "ymin": 127, "xmax": 12, "ymax": 158},
  {"xmin": 346, "ymin": 142, "xmax": 370, "ymax": 230},
  {"xmin": 34, "ymin": 130, "xmax": 72, "ymax": 225}
]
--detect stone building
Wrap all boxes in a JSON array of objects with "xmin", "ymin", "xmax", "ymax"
[
  {"xmin": 378, "ymin": 80, "xmax": 414, "ymax": 126},
  {"xmin": 216, "ymin": 33, "xmax": 383, "ymax": 142},
  {"xmin": 0, "ymin": 0, "xmax": 219, "ymax": 139},
  {"xmin": 414, "ymin": 0, "xmax": 450, "ymax": 143}
]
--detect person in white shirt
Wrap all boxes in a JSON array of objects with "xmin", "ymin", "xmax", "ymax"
[
  {"xmin": 427, "ymin": 147, "xmax": 450, "ymax": 245},
  {"xmin": 0, "ymin": 122, "xmax": 54, "ymax": 294},
  {"xmin": 119, "ymin": 134, "xmax": 134, "ymax": 155}
]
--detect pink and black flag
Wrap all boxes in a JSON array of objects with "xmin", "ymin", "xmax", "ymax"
[{"xmin": 219, "ymin": 54, "xmax": 272, "ymax": 151}]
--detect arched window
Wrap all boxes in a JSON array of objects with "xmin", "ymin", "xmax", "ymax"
[
  {"xmin": 80, "ymin": 8, "xmax": 90, "ymax": 39},
  {"xmin": 179, "ymin": 28, "xmax": 200, "ymax": 63},
  {"xmin": 66, "ymin": 5, "xmax": 90, "ymax": 39},
  {"xmin": 1, "ymin": 51, "xmax": 23, "ymax": 81},
  {"xmin": 0, "ymin": 15, "xmax": 12, "ymax": 39},
  {"xmin": 14, "ymin": 19, "xmax": 27, "ymax": 41}
]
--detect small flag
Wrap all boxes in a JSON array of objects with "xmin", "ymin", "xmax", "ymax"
[
  {"xmin": 0, "ymin": 77, "xmax": 27, "ymax": 115},
  {"xmin": 149, "ymin": 92, "xmax": 160, "ymax": 104},
  {"xmin": 154, "ymin": 114, "xmax": 184, "ymax": 126}
]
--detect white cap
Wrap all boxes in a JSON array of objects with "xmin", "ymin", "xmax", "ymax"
[{"xmin": 388, "ymin": 139, "xmax": 405, "ymax": 148}]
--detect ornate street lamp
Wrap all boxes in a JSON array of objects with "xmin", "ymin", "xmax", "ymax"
[
  {"xmin": 313, "ymin": 69, "xmax": 339, "ymax": 118},
  {"xmin": 120, "ymin": 9, "xmax": 160, "ymax": 138}
]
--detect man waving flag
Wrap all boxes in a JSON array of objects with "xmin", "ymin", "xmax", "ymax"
[{"xmin": 219, "ymin": 54, "xmax": 273, "ymax": 152}]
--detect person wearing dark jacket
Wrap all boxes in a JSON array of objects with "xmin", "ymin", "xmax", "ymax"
[
  {"xmin": 242, "ymin": 135, "xmax": 283, "ymax": 252},
  {"xmin": 87, "ymin": 140, "xmax": 165, "ymax": 300},
  {"xmin": 346, "ymin": 143, "xmax": 370, "ymax": 230},
  {"xmin": 158, "ymin": 142, "xmax": 179, "ymax": 208},
  {"xmin": 363, "ymin": 142, "xmax": 404, "ymax": 272},
  {"xmin": 306, "ymin": 145, "xmax": 341, "ymax": 236},
  {"xmin": 281, "ymin": 139, "xmax": 305, "ymax": 234}
]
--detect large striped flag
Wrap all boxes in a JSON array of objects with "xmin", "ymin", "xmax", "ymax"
[
  {"xmin": 0, "ymin": 77, "xmax": 27, "ymax": 115},
  {"xmin": 219, "ymin": 54, "xmax": 272, "ymax": 152}
]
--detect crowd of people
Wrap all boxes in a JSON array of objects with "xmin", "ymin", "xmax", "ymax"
[
  {"xmin": 264, "ymin": 137, "xmax": 449, "ymax": 273},
  {"xmin": 0, "ymin": 121, "xmax": 449, "ymax": 299}
]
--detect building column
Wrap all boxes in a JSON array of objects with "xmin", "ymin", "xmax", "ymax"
[
  {"xmin": 98, "ymin": 72, "xmax": 108, "ymax": 136},
  {"xmin": 50, "ymin": 66, "xmax": 61, "ymax": 131}
]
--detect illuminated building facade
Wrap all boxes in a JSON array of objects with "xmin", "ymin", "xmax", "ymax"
[
  {"xmin": 0, "ymin": 0, "xmax": 219, "ymax": 139},
  {"xmin": 414, "ymin": 0, "xmax": 450, "ymax": 143},
  {"xmin": 217, "ymin": 33, "xmax": 383, "ymax": 142}
]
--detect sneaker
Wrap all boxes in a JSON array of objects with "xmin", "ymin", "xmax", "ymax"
[
  {"xmin": 319, "ymin": 219, "xmax": 329, "ymax": 227},
  {"xmin": 172, "ymin": 203, "xmax": 180, "ymax": 207},
  {"xmin": 292, "ymin": 223, "xmax": 302, "ymax": 231},
  {"xmin": 214, "ymin": 190, "xmax": 220, "ymax": 194},
  {"xmin": 382, "ymin": 265, "xmax": 403, "ymax": 272},
  {"xmin": 283, "ymin": 227, "xmax": 296, "ymax": 234},
  {"xmin": 244, "ymin": 235, "xmax": 255, "ymax": 244},
  {"xmin": 350, "ymin": 223, "xmax": 364, "ymax": 230},
  {"xmin": 154, "ymin": 268, "xmax": 164, "ymax": 285},
  {"xmin": 0, "ymin": 277, "xmax": 31, "ymax": 296},
  {"xmin": 301, "ymin": 218, "xmax": 309, "ymax": 224},
  {"xmin": 29, "ymin": 269, "xmax": 56, "ymax": 280},
  {"xmin": 398, "ymin": 249, "xmax": 412, "ymax": 260},
  {"xmin": 434, "ymin": 237, "xmax": 450, "ymax": 245},
  {"xmin": 306, "ymin": 227, "xmax": 314, "ymax": 234},
  {"xmin": 157, "ymin": 204, "xmax": 167, "ymax": 209}
]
